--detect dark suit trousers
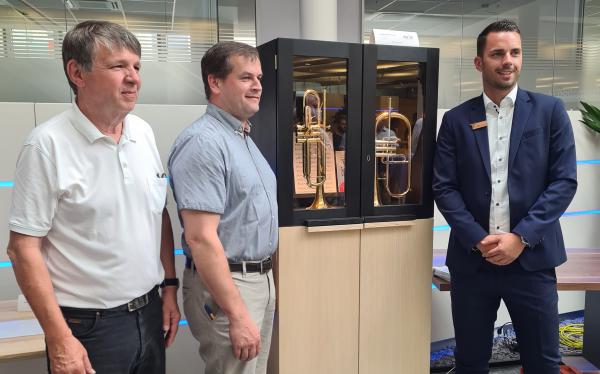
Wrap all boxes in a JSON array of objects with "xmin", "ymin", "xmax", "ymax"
[{"xmin": 450, "ymin": 261, "xmax": 560, "ymax": 374}]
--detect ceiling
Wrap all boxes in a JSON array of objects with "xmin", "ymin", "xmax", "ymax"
[
  {"xmin": 1, "ymin": 0, "xmax": 215, "ymax": 29},
  {"xmin": 364, "ymin": 0, "xmax": 536, "ymax": 16}
]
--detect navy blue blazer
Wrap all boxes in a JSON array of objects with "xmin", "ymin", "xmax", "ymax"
[{"xmin": 433, "ymin": 89, "xmax": 577, "ymax": 273}]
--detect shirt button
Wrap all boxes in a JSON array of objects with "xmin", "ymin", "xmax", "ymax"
[
  {"xmin": 498, "ymin": 158, "xmax": 502, "ymax": 162},
  {"xmin": 497, "ymin": 180, "xmax": 501, "ymax": 183},
  {"xmin": 496, "ymin": 226, "xmax": 500, "ymax": 229},
  {"xmin": 499, "ymin": 116, "xmax": 503, "ymax": 119},
  {"xmin": 496, "ymin": 203, "xmax": 500, "ymax": 206},
  {"xmin": 269, "ymin": 242, "xmax": 272, "ymax": 246}
]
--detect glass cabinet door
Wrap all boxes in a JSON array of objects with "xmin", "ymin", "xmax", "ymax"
[
  {"xmin": 292, "ymin": 56, "xmax": 348, "ymax": 210},
  {"xmin": 373, "ymin": 60, "xmax": 424, "ymax": 207}
]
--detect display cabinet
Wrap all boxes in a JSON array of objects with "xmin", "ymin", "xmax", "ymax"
[
  {"xmin": 253, "ymin": 40, "xmax": 438, "ymax": 226},
  {"xmin": 252, "ymin": 38, "xmax": 439, "ymax": 374}
]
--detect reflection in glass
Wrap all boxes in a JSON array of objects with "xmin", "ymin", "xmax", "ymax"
[
  {"xmin": 374, "ymin": 97, "xmax": 412, "ymax": 206},
  {"xmin": 374, "ymin": 60, "xmax": 424, "ymax": 206},
  {"xmin": 292, "ymin": 56, "xmax": 347, "ymax": 210},
  {"xmin": 331, "ymin": 109, "xmax": 348, "ymax": 151}
]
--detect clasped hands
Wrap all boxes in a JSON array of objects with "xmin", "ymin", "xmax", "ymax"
[{"xmin": 476, "ymin": 233, "xmax": 525, "ymax": 266}]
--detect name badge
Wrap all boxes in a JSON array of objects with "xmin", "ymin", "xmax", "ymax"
[{"xmin": 470, "ymin": 121, "xmax": 487, "ymax": 130}]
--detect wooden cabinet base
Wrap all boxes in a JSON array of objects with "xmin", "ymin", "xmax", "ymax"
[{"xmin": 268, "ymin": 219, "xmax": 432, "ymax": 374}]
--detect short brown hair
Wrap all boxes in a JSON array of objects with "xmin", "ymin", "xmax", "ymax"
[
  {"xmin": 201, "ymin": 41, "xmax": 259, "ymax": 100},
  {"xmin": 62, "ymin": 20, "xmax": 141, "ymax": 94},
  {"xmin": 477, "ymin": 19, "xmax": 521, "ymax": 57}
]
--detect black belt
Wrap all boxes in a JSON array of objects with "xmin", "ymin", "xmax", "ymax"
[
  {"xmin": 185, "ymin": 256, "xmax": 272, "ymax": 274},
  {"xmin": 60, "ymin": 285, "xmax": 159, "ymax": 317}
]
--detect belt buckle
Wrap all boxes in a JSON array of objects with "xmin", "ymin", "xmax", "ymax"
[
  {"xmin": 127, "ymin": 293, "xmax": 149, "ymax": 312},
  {"xmin": 260, "ymin": 260, "xmax": 264, "ymax": 274}
]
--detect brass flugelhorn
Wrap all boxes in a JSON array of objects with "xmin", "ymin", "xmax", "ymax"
[
  {"xmin": 374, "ymin": 97, "xmax": 412, "ymax": 206},
  {"xmin": 296, "ymin": 89, "xmax": 330, "ymax": 209}
]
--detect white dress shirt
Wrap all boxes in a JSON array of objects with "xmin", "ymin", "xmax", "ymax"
[{"xmin": 483, "ymin": 85, "xmax": 518, "ymax": 235}]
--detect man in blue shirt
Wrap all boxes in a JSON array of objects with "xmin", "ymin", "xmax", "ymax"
[{"xmin": 169, "ymin": 41, "xmax": 278, "ymax": 374}]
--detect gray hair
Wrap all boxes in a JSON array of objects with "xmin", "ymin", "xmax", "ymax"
[
  {"xmin": 201, "ymin": 41, "xmax": 259, "ymax": 100},
  {"xmin": 62, "ymin": 20, "xmax": 141, "ymax": 94}
]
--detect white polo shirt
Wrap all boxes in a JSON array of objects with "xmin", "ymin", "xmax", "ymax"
[{"xmin": 9, "ymin": 103, "xmax": 167, "ymax": 308}]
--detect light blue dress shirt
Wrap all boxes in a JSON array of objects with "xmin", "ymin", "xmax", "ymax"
[{"xmin": 168, "ymin": 104, "xmax": 278, "ymax": 261}]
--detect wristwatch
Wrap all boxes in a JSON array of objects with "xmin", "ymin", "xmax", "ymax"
[{"xmin": 160, "ymin": 278, "xmax": 180, "ymax": 289}]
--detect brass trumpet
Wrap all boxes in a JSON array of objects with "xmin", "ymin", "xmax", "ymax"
[
  {"xmin": 374, "ymin": 97, "xmax": 412, "ymax": 206},
  {"xmin": 296, "ymin": 89, "xmax": 331, "ymax": 209}
]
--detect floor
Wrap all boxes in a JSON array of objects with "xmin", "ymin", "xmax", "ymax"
[
  {"xmin": 438, "ymin": 364, "xmax": 522, "ymax": 373},
  {"xmin": 489, "ymin": 366, "xmax": 521, "ymax": 373}
]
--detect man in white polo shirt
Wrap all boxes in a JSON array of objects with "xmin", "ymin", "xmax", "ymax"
[{"xmin": 7, "ymin": 21, "xmax": 180, "ymax": 374}]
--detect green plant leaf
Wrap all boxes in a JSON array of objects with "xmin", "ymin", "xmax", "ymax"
[
  {"xmin": 579, "ymin": 101, "xmax": 600, "ymax": 133},
  {"xmin": 583, "ymin": 102, "xmax": 600, "ymax": 121}
]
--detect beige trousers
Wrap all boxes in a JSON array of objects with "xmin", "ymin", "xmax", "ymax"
[{"xmin": 183, "ymin": 267, "xmax": 276, "ymax": 374}]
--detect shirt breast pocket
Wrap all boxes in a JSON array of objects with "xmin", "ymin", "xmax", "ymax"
[{"xmin": 147, "ymin": 176, "xmax": 168, "ymax": 214}]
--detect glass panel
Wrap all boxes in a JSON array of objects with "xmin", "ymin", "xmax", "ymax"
[
  {"xmin": 218, "ymin": 0, "xmax": 257, "ymax": 45},
  {"xmin": 580, "ymin": 0, "xmax": 600, "ymax": 106},
  {"xmin": 0, "ymin": 7, "xmax": 71, "ymax": 102},
  {"xmin": 0, "ymin": 0, "xmax": 258, "ymax": 104},
  {"xmin": 374, "ymin": 60, "xmax": 423, "ymax": 207},
  {"xmin": 292, "ymin": 55, "xmax": 347, "ymax": 210},
  {"xmin": 0, "ymin": 28, "xmax": 5, "ymax": 58},
  {"xmin": 362, "ymin": 0, "xmax": 600, "ymax": 109}
]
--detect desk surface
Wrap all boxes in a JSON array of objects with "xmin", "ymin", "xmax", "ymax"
[
  {"xmin": 433, "ymin": 248, "xmax": 600, "ymax": 292},
  {"xmin": 0, "ymin": 300, "xmax": 45, "ymax": 361}
]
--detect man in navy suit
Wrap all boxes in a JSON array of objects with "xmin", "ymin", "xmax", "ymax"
[{"xmin": 433, "ymin": 19, "xmax": 577, "ymax": 373}]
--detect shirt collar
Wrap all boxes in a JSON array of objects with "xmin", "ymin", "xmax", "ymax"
[
  {"xmin": 70, "ymin": 102, "xmax": 135, "ymax": 144},
  {"xmin": 122, "ymin": 116, "xmax": 135, "ymax": 143},
  {"xmin": 206, "ymin": 103, "xmax": 252, "ymax": 135},
  {"xmin": 483, "ymin": 84, "xmax": 518, "ymax": 110}
]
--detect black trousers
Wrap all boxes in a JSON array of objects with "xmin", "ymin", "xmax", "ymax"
[
  {"xmin": 450, "ymin": 261, "xmax": 560, "ymax": 374},
  {"xmin": 48, "ymin": 287, "xmax": 165, "ymax": 374}
]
